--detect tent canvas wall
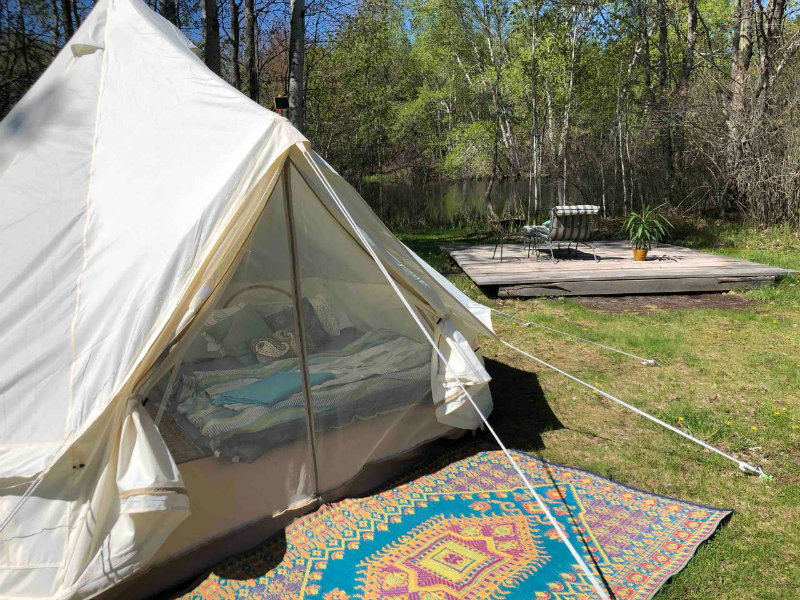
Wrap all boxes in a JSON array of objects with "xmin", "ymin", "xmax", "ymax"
[{"xmin": 0, "ymin": 1, "xmax": 494, "ymax": 598}]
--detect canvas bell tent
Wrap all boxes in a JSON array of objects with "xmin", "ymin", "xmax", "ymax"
[{"xmin": 0, "ymin": 1, "xmax": 495, "ymax": 597}]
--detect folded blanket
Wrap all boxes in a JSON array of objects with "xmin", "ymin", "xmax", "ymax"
[
  {"xmin": 211, "ymin": 371, "xmax": 335, "ymax": 406},
  {"xmin": 176, "ymin": 329, "xmax": 430, "ymax": 442}
]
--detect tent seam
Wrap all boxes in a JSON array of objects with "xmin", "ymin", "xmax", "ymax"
[{"xmin": 66, "ymin": 0, "xmax": 112, "ymax": 436}]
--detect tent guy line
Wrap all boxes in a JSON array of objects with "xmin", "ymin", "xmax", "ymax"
[
  {"xmin": 491, "ymin": 307, "xmax": 659, "ymax": 366},
  {"xmin": 0, "ymin": 441, "xmax": 63, "ymax": 536},
  {"xmin": 302, "ymin": 148, "xmax": 612, "ymax": 600},
  {"xmin": 499, "ymin": 340, "xmax": 771, "ymax": 480}
]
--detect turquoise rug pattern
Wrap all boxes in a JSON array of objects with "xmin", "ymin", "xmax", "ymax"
[{"xmin": 181, "ymin": 450, "xmax": 730, "ymax": 600}]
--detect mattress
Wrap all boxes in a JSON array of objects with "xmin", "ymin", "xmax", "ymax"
[{"xmin": 148, "ymin": 328, "xmax": 432, "ymax": 464}]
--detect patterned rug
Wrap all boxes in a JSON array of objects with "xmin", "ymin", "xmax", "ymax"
[{"xmin": 180, "ymin": 450, "xmax": 730, "ymax": 600}]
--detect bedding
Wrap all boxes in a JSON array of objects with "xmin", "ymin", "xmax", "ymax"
[
  {"xmin": 211, "ymin": 371, "xmax": 335, "ymax": 406},
  {"xmin": 206, "ymin": 304, "xmax": 274, "ymax": 365},
  {"xmin": 260, "ymin": 297, "xmax": 331, "ymax": 351},
  {"xmin": 162, "ymin": 327, "xmax": 432, "ymax": 463}
]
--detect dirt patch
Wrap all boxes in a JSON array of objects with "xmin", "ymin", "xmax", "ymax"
[{"xmin": 575, "ymin": 292, "xmax": 755, "ymax": 314}]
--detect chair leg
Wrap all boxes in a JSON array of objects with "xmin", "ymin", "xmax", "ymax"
[
  {"xmin": 589, "ymin": 241, "xmax": 599, "ymax": 262},
  {"xmin": 548, "ymin": 240, "xmax": 558, "ymax": 264}
]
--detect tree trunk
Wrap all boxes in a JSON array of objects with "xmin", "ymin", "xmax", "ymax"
[
  {"xmin": 753, "ymin": 0, "xmax": 794, "ymax": 121},
  {"xmin": 680, "ymin": 0, "xmax": 697, "ymax": 90},
  {"xmin": 675, "ymin": 0, "xmax": 697, "ymax": 195},
  {"xmin": 288, "ymin": 0, "xmax": 305, "ymax": 132},
  {"xmin": 71, "ymin": 0, "xmax": 81, "ymax": 28},
  {"xmin": 483, "ymin": 82, "xmax": 500, "ymax": 207},
  {"xmin": 50, "ymin": 0, "xmax": 61, "ymax": 50},
  {"xmin": 635, "ymin": 0, "xmax": 652, "ymax": 95},
  {"xmin": 728, "ymin": 0, "xmax": 754, "ymax": 165},
  {"xmin": 528, "ymin": 3, "xmax": 540, "ymax": 223},
  {"xmin": 60, "ymin": 0, "xmax": 74, "ymax": 39},
  {"xmin": 201, "ymin": 0, "xmax": 220, "ymax": 75},
  {"xmin": 160, "ymin": 0, "xmax": 178, "ymax": 26},
  {"xmin": 616, "ymin": 68, "xmax": 628, "ymax": 215},
  {"xmin": 230, "ymin": 0, "xmax": 241, "ymax": 90},
  {"xmin": 17, "ymin": 0, "xmax": 30, "ymax": 80},
  {"xmin": 656, "ymin": 0, "xmax": 673, "ymax": 192},
  {"xmin": 656, "ymin": 0, "xmax": 668, "ymax": 91},
  {"xmin": 558, "ymin": 7, "xmax": 578, "ymax": 205},
  {"xmin": 244, "ymin": 0, "xmax": 257, "ymax": 101}
]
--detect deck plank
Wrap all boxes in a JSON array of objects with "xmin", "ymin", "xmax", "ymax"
[{"xmin": 442, "ymin": 241, "xmax": 793, "ymax": 296}]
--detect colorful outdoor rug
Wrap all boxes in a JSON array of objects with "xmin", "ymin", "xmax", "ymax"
[{"xmin": 181, "ymin": 450, "xmax": 730, "ymax": 600}]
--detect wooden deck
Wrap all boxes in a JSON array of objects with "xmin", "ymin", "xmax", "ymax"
[{"xmin": 442, "ymin": 240, "xmax": 793, "ymax": 297}]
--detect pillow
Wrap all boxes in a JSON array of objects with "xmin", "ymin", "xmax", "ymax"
[
  {"xmin": 263, "ymin": 298, "xmax": 330, "ymax": 351},
  {"xmin": 203, "ymin": 303, "xmax": 247, "ymax": 335},
  {"xmin": 184, "ymin": 331, "xmax": 228, "ymax": 363},
  {"xmin": 308, "ymin": 296, "xmax": 342, "ymax": 337},
  {"xmin": 206, "ymin": 305, "xmax": 273, "ymax": 365},
  {"xmin": 250, "ymin": 331, "xmax": 300, "ymax": 362},
  {"xmin": 182, "ymin": 304, "xmax": 247, "ymax": 363}
]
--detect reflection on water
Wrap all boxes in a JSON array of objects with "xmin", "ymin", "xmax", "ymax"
[{"xmin": 358, "ymin": 177, "xmax": 571, "ymax": 230}]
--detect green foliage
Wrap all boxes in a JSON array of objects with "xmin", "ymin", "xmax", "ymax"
[
  {"xmin": 621, "ymin": 204, "xmax": 673, "ymax": 250},
  {"xmin": 442, "ymin": 122, "xmax": 497, "ymax": 178}
]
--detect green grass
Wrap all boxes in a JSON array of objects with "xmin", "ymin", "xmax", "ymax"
[{"xmin": 399, "ymin": 220, "xmax": 800, "ymax": 599}]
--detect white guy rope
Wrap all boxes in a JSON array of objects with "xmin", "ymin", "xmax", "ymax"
[
  {"xmin": 500, "ymin": 340, "xmax": 771, "ymax": 480},
  {"xmin": 301, "ymin": 149, "xmax": 611, "ymax": 600},
  {"xmin": 0, "ymin": 479, "xmax": 39, "ymax": 492},
  {"xmin": 491, "ymin": 307, "xmax": 658, "ymax": 366},
  {"xmin": 0, "ymin": 464, "xmax": 49, "ymax": 535}
]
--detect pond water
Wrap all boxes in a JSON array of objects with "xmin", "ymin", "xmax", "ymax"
[{"xmin": 357, "ymin": 177, "xmax": 583, "ymax": 231}]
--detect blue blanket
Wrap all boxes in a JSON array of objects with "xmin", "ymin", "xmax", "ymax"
[{"xmin": 211, "ymin": 371, "xmax": 335, "ymax": 406}]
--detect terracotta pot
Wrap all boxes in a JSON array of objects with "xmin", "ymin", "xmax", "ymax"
[{"xmin": 632, "ymin": 248, "xmax": 648, "ymax": 261}]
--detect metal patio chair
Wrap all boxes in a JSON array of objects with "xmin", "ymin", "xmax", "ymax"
[{"xmin": 525, "ymin": 204, "xmax": 601, "ymax": 263}]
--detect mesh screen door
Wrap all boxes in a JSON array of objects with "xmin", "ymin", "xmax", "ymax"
[
  {"xmin": 147, "ymin": 158, "xmax": 450, "ymax": 519},
  {"xmin": 286, "ymin": 161, "xmax": 449, "ymax": 494},
  {"xmin": 146, "ymin": 173, "xmax": 317, "ymax": 519}
]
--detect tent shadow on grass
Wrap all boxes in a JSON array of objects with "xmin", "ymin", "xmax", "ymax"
[
  {"xmin": 481, "ymin": 357, "xmax": 563, "ymax": 451},
  {"xmin": 171, "ymin": 358, "xmax": 562, "ymax": 591}
]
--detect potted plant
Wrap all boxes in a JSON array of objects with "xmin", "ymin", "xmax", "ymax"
[{"xmin": 622, "ymin": 204, "xmax": 672, "ymax": 261}]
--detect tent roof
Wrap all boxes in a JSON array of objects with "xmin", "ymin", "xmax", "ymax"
[{"xmin": 0, "ymin": 0, "xmax": 491, "ymax": 480}]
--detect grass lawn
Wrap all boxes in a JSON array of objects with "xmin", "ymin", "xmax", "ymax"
[{"xmin": 399, "ymin": 220, "xmax": 800, "ymax": 599}]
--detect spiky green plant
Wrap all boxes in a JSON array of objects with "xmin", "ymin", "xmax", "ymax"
[{"xmin": 622, "ymin": 204, "xmax": 673, "ymax": 250}]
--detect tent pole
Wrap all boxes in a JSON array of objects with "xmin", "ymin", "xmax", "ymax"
[{"xmin": 283, "ymin": 159, "xmax": 321, "ymax": 499}]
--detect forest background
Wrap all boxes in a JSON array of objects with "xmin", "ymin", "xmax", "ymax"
[{"xmin": 3, "ymin": 0, "xmax": 800, "ymax": 225}]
